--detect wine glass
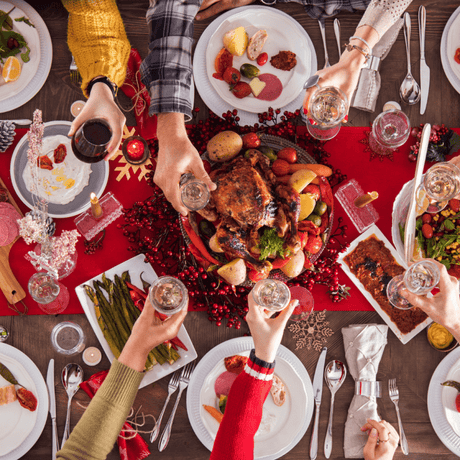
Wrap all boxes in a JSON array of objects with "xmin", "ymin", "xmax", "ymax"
[
  {"xmin": 28, "ymin": 272, "xmax": 70, "ymax": 314},
  {"xmin": 251, "ymin": 279, "xmax": 291, "ymax": 313},
  {"xmin": 416, "ymin": 162, "xmax": 460, "ymax": 214},
  {"xmin": 148, "ymin": 276, "xmax": 188, "ymax": 316},
  {"xmin": 306, "ymin": 86, "xmax": 348, "ymax": 141},
  {"xmin": 289, "ymin": 286, "xmax": 314, "ymax": 321},
  {"xmin": 386, "ymin": 259, "xmax": 440, "ymax": 310},
  {"xmin": 180, "ymin": 173, "xmax": 210, "ymax": 211},
  {"xmin": 368, "ymin": 109, "xmax": 411, "ymax": 156},
  {"xmin": 71, "ymin": 118, "xmax": 112, "ymax": 163}
]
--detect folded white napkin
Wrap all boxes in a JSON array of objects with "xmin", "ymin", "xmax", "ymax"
[
  {"xmin": 342, "ymin": 324, "xmax": 388, "ymax": 458},
  {"xmin": 351, "ymin": 19, "xmax": 404, "ymax": 113}
]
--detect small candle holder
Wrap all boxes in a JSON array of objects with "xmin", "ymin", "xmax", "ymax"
[
  {"xmin": 122, "ymin": 135, "xmax": 150, "ymax": 165},
  {"xmin": 74, "ymin": 191, "xmax": 123, "ymax": 241},
  {"xmin": 70, "ymin": 100, "xmax": 86, "ymax": 118},
  {"xmin": 51, "ymin": 322, "xmax": 86, "ymax": 355},
  {"xmin": 335, "ymin": 178, "xmax": 380, "ymax": 233},
  {"xmin": 82, "ymin": 347, "xmax": 102, "ymax": 366}
]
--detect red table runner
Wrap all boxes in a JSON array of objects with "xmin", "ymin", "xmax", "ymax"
[{"xmin": 1, "ymin": 127, "xmax": 458, "ymax": 316}]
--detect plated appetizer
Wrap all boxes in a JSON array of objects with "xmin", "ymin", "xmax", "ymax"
[{"xmin": 0, "ymin": 362, "xmax": 37, "ymax": 412}]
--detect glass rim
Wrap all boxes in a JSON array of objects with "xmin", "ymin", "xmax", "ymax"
[
  {"xmin": 149, "ymin": 276, "xmax": 188, "ymax": 315},
  {"xmin": 251, "ymin": 279, "xmax": 291, "ymax": 312},
  {"xmin": 50, "ymin": 321, "xmax": 85, "ymax": 355},
  {"xmin": 423, "ymin": 161, "xmax": 460, "ymax": 190},
  {"xmin": 79, "ymin": 117, "xmax": 113, "ymax": 147},
  {"xmin": 371, "ymin": 109, "xmax": 410, "ymax": 148},
  {"xmin": 404, "ymin": 259, "xmax": 440, "ymax": 294},
  {"xmin": 180, "ymin": 177, "xmax": 211, "ymax": 211},
  {"xmin": 309, "ymin": 86, "xmax": 349, "ymax": 127}
]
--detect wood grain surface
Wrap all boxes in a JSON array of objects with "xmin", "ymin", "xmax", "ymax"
[{"xmin": 1, "ymin": 1, "xmax": 460, "ymax": 459}]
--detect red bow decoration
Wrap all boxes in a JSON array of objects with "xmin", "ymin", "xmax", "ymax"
[
  {"xmin": 80, "ymin": 369, "xmax": 150, "ymax": 460},
  {"xmin": 120, "ymin": 48, "xmax": 157, "ymax": 141}
]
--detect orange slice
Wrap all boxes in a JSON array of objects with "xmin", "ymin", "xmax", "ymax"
[{"xmin": 2, "ymin": 56, "xmax": 21, "ymax": 82}]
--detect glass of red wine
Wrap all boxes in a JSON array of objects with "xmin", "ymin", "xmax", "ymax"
[
  {"xmin": 71, "ymin": 118, "xmax": 112, "ymax": 163},
  {"xmin": 289, "ymin": 286, "xmax": 314, "ymax": 321}
]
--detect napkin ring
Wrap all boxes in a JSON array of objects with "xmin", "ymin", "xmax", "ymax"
[
  {"xmin": 355, "ymin": 380, "xmax": 382, "ymax": 398},
  {"xmin": 364, "ymin": 55, "xmax": 381, "ymax": 72}
]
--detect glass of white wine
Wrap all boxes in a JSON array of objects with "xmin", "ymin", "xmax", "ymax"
[
  {"xmin": 251, "ymin": 279, "xmax": 291, "ymax": 313},
  {"xmin": 180, "ymin": 173, "xmax": 210, "ymax": 211},
  {"xmin": 149, "ymin": 276, "xmax": 188, "ymax": 316},
  {"xmin": 386, "ymin": 260, "xmax": 440, "ymax": 310}
]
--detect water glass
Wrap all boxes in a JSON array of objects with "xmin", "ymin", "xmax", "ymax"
[
  {"xmin": 71, "ymin": 117, "xmax": 112, "ymax": 163},
  {"xmin": 51, "ymin": 322, "xmax": 86, "ymax": 355},
  {"xmin": 251, "ymin": 279, "xmax": 291, "ymax": 313},
  {"xmin": 368, "ymin": 109, "xmax": 410, "ymax": 156},
  {"xmin": 180, "ymin": 173, "xmax": 210, "ymax": 211},
  {"xmin": 306, "ymin": 86, "xmax": 348, "ymax": 141},
  {"xmin": 386, "ymin": 259, "xmax": 440, "ymax": 310},
  {"xmin": 149, "ymin": 276, "xmax": 188, "ymax": 316},
  {"xmin": 28, "ymin": 272, "xmax": 60, "ymax": 304}
]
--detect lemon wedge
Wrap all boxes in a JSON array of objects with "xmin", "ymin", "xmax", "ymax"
[{"xmin": 298, "ymin": 193, "xmax": 316, "ymax": 221}]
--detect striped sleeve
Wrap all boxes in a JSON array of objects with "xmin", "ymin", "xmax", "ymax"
[{"xmin": 210, "ymin": 350, "xmax": 274, "ymax": 460}]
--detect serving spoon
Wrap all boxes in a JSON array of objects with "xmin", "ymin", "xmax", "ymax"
[
  {"xmin": 324, "ymin": 360, "xmax": 347, "ymax": 458},
  {"xmin": 400, "ymin": 12, "xmax": 421, "ymax": 105},
  {"xmin": 61, "ymin": 363, "xmax": 84, "ymax": 449}
]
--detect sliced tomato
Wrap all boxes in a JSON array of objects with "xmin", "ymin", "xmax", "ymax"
[
  {"xmin": 214, "ymin": 48, "xmax": 233, "ymax": 74},
  {"xmin": 455, "ymin": 48, "xmax": 460, "ymax": 65}
]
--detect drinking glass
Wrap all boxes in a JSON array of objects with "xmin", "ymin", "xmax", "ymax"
[
  {"xmin": 251, "ymin": 279, "xmax": 291, "ymax": 313},
  {"xmin": 51, "ymin": 322, "xmax": 86, "ymax": 355},
  {"xmin": 368, "ymin": 109, "xmax": 411, "ymax": 156},
  {"xmin": 71, "ymin": 118, "xmax": 112, "ymax": 163},
  {"xmin": 289, "ymin": 286, "xmax": 314, "ymax": 321},
  {"xmin": 28, "ymin": 272, "xmax": 60, "ymax": 304},
  {"xmin": 148, "ymin": 276, "xmax": 188, "ymax": 316},
  {"xmin": 386, "ymin": 259, "xmax": 440, "ymax": 310},
  {"xmin": 416, "ymin": 162, "xmax": 460, "ymax": 214},
  {"xmin": 306, "ymin": 86, "xmax": 348, "ymax": 141},
  {"xmin": 180, "ymin": 173, "xmax": 210, "ymax": 211}
]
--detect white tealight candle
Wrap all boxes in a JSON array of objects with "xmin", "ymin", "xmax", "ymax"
[
  {"xmin": 382, "ymin": 101, "xmax": 402, "ymax": 112},
  {"xmin": 71, "ymin": 100, "xmax": 86, "ymax": 118},
  {"xmin": 82, "ymin": 347, "xmax": 102, "ymax": 366}
]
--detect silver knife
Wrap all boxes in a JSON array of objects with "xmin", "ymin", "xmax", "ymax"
[
  {"xmin": 310, "ymin": 347, "xmax": 327, "ymax": 460},
  {"xmin": 47, "ymin": 359, "xmax": 59, "ymax": 459},
  {"xmin": 419, "ymin": 5, "xmax": 430, "ymax": 115}
]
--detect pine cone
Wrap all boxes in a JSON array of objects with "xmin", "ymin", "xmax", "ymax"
[{"xmin": 0, "ymin": 121, "xmax": 15, "ymax": 153}]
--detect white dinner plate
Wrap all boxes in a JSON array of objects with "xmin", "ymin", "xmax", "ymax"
[
  {"xmin": 441, "ymin": 6, "xmax": 460, "ymax": 95},
  {"xmin": 0, "ymin": 0, "xmax": 52, "ymax": 112},
  {"xmin": 442, "ymin": 356, "xmax": 460, "ymax": 438},
  {"xmin": 10, "ymin": 121, "xmax": 109, "ymax": 218},
  {"xmin": 75, "ymin": 254, "xmax": 198, "ymax": 389},
  {"xmin": 187, "ymin": 336, "xmax": 314, "ymax": 459},
  {"xmin": 428, "ymin": 347, "xmax": 460, "ymax": 456},
  {"xmin": 194, "ymin": 5, "xmax": 317, "ymax": 125},
  {"xmin": 0, "ymin": 343, "xmax": 48, "ymax": 460},
  {"xmin": 338, "ymin": 225, "xmax": 432, "ymax": 344}
]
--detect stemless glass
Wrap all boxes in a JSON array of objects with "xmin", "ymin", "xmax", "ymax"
[
  {"xmin": 368, "ymin": 109, "xmax": 411, "ymax": 156},
  {"xmin": 51, "ymin": 322, "xmax": 86, "ymax": 355},
  {"xmin": 71, "ymin": 118, "xmax": 112, "ymax": 163},
  {"xmin": 180, "ymin": 173, "xmax": 210, "ymax": 211},
  {"xmin": 306, "ymin": 86, "xmax": 348, "ymax": 141},
  {"xmin": 251, "ymin": 279, "xmax": 291, "ymax": 313},
  {"xmin": 416, "ymin": 162, "xmax": 460, "ymax": 214},
  {"xmin": 148, "ymin": 276, "xmax": 188, "ymax": 316},
  {"xmin": 386, "ymin": 259, "xmax": 440, "ymax": 310}
]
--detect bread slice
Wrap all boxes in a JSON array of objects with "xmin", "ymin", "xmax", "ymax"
[
  {"xmin": 270, "ymin": 374, "xmax": 286, "ymax": 406},
  {"xmin": 247, "ymin": 30, "xmax": 268, "ymax": 60}
]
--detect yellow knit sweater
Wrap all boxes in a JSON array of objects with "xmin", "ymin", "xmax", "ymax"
[{"xmin": 62, "ymin": 0, "xmax": 131, "ymax": 96}]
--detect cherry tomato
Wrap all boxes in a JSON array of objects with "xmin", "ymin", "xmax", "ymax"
[
  {"xmin": 422, "ymin": 223, "xmax": 434, "ymax": 239},
  {"xmin": 231, "ymin": 82, "xmax": 252, "ymax": 99},
  {"xmin": 242, "ymin": 133, "xmax": 261, "ymax": 149},
  {"xmin": 271, "ymin": 159, "xmax": 290, "ymax": 176},
  {"xmin": 257, "ymin": 52, "xmax": 268, "ymax": 66},
  {"xmin": 305, "ymin": 235, "xmax": 322, "ymax": 255},
  {"xmin": 455, "ymin": 48, "xmax": 460, "ymax": 65},
  {"xmin": 422, "ymin": 213, "xmax": 432, "ymax": 224},
  {"xmin": 223, "ymin": 67, "xmax": 241, "ymax": 85},
  {"xmin": 276, "ymin": 147, "xmax": 297, "ymax": 164},
  {"xmin": 450, "ymin": 199, "xmax": 460, "ymax": 213}
]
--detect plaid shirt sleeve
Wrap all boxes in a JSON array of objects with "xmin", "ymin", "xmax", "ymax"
[
  {"xmin": 140, "ymin": 0, "xmax": 201, "ymax": 122},
  {"xmin": 278, "ymin": 0, "xmax": 371, "ymax": 19}
]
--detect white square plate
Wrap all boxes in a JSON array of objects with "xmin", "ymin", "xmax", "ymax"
[
  {"xmin": 338, "ymin": 225, "xmax": 432, "ymax": 344},
  {"xmin": 75, "ymin": 254, "xmax": 197, "ymax": 388}
]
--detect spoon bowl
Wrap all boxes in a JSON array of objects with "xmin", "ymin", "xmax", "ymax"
[{"xmin": 61, "ymin": 363, "xmax": 84, "ymax": 449}]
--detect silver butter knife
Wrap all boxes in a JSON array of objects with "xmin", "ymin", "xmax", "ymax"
[
  {"xmin": 404, "ymin": 124, "xmax": 431, "ymax": 264},
  {"xmin": 47, "ymin": 359, "xmax": 59, "ymax": 459},
  {"xmin": 334, "ymin": 19, "xmax": 341, "ymax": 59},
  {"xmin": 310, "ymin": 347, "xmax": 327, "ymax": 460},
  {"xmin": 419, "ymin": 6, "xmax": 430, "ymax": 115}
]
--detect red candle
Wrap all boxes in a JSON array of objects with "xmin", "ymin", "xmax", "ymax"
[{"xmin": 126, "ymin": 139, "xmax": 145, "ymax": 160}]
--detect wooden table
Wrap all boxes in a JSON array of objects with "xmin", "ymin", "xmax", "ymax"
[{"xmin": 2, "ymin": 1, "xmax": 460, "ymax": 459}]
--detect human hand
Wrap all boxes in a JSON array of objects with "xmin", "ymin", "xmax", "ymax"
[
  {"xmin": 246, "ymin": 294, "xmax": 298, "ymax": 363},
  {"xmin": 400, "ymin": 259, "xmax": 460, "ymax": 339},
  {"xmin": 68, "ymin": 82, "xmax": 125, "ymax": 161},
  {"xmin": 361, "ymin": 419, "xmax": 399, "ymax": 460},
  {"xmin": 196, "ymin": 0, "xmax": 255, "ymax": 20}
]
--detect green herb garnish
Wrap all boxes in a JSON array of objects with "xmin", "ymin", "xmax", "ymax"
[
  {"xmin": 258, "ymin": 228, "xmax": 288, "ymax": 261},
  {"xmin": 15, "ymin": 17, "xmax": 34, "ymax": 28}
]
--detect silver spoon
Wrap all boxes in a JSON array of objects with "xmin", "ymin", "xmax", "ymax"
[
  {"xmin": 324, "ymin": 360, "xmax": 347, "ymax": 458},
  {"xmin": 400, "ymin": 12, "xmax": 421, "ymax": 105},
  {"xmin": 61, "ymin": 363, "xmax": 84, "ymax": 449}
]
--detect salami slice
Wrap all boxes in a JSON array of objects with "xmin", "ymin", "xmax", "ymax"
[
  {"xmin": 214, "ymin": 371, "xmax": 238, "ymax": 397},
  {"xmin": 0, "ymin": 215, "xmax": 18, "ymax": 246},
  {"xmin": 256, "ymin": 74, "xmax": 283, "ymax": 101},
  {"xmin": 0, "ymin": 220, "xmax": 9, "ymax": 246}
]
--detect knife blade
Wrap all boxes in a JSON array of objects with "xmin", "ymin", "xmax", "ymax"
[
  {"xmin": 310, "ymin": 347, "xmax": 327, "ymax": 460},
  {"xmin": 47, "ymin": 359, "xmax": 59, "ymax": 459},
  {"xmin": 419, "ymin": 5, "xmax": 430, "ymax": 115}
]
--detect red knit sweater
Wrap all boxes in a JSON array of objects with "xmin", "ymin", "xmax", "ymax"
[{"xmin": 210, "ymin": 350, "xmax": 275, "ymax": 460}]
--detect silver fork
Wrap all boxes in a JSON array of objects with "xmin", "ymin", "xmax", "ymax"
[
  {"xmin": 150, "ymin": 371, "xmax": 180, "ymax": 442},
  {"xmin": 388, "ymin": 378, "xmax": 409, "ymax": 455},
  {"xmin": 318, "ymin": 19, "xmax": 330, "ymax": 68},
  {"xmin": 158, "ymin": 361, "xmax": 195, "ymax": 452},
  {"xmin": 69, "ymin": 55, "xmax": 81, "ymax": 86}
]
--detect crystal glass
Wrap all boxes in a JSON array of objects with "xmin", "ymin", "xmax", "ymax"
[
  {"xmin": 368, "ymin": 109, "xmax": 410, "ymax": 156},
  {"xmin": 180, "ymin": 173, "xmax": 210, "ymax": 211},
  {"xmin": 386, "ymin": 260, "xmax": 440, "ymax": 310},
  {"xmin": 289, "ymin": 286, "xmax": 314, "ymax": 321},
  {"xmin": 251, "ymin": 279, "xmax": 291, "ymax": 313},
  {"xmin": 149, "ymin": 276, "xmax": 188, "ymax": 316},
  {"xmin": 306, "ymin": 86, "xmax": 348, "ymax": 141},
  {"xmin": 28, "ymin": 272, "xmax": 60, "ymax": 304},
  {"xmin": 416, "ymin": 162, "xmax": 460, "ymax": 214},
  {"xmin": 33, "ymin": 243, "xmax": 77, "ymax": 279},
  {"xmin": 71, "ymin": 118, "xmax": 112, "ymax": 163},
  {"xmin": 51, "ymin": 322, "xmax": 86, "ymax": 355}
]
